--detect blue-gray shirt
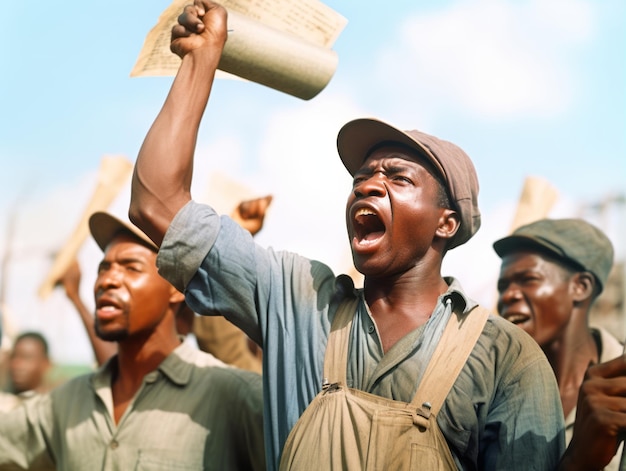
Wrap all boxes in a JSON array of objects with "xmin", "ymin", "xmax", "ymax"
[{"xmin": 158, "ymin": 200, "xmax": 565, "ymax": 471}]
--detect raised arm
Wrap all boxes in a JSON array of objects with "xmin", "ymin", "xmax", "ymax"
[{"xmin": 129, "ymin": 0, "xmax": 228, "ymax": 245}]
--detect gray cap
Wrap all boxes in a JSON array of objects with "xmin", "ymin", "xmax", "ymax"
[
  {"xmin": 493, "ymin": 218, "xmax": 614, "ymax": 293},
  {"xmin": 337, "ymin": 118, "xmax": 481, "ymax": 249}
]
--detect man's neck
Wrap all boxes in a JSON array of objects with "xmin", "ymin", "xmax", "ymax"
[
  {"xmin": 111, "ymin": 328, "xmax": 180, "ymax": 423},
  {"xmin": 363, "ymin": 268, "xmax": 449, "ymax": 353},
  {"xmin": 544, "ymin": 319, "xmax": 599, "ymax": 418}
]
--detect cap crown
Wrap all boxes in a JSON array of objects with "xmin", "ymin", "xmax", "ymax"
[
  {"xmin": 337, "ymin": 118, "xmax": 481, "ymax": 249},
  {"xmin": 493, "ymin": 218, "xmax": 614, "ymax": 292}
]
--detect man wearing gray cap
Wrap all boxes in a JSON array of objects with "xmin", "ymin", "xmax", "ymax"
[
  {"xmin": 494, "ymin": 218, "xmax": 625, "ymax": 470},
  {"xmin": 0, "ymin": 211, "xmax": 265, "ymax": 470},
  {"xmin": 129, "ymin": 1, "xmax": 564, "ymax": 470}
]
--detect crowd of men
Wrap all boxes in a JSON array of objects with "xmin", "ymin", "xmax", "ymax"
[{"xmin": 1, "ymin": 1, "xmax": 625, "ymax": 470}]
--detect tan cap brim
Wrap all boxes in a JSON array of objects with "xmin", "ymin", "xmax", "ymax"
[
  {"xmin": 336, "ymin": 118, "xmax": 446, "ymax": 180},
  {"xmin": 89, "ymin": 211, "xmax": 158, "ymax": 252}
]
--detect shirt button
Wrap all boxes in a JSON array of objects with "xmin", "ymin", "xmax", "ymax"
[
  {"xmin": 368, "ymin": 325, "xmax": 375, "ymax": 334},
  {"xmin": 110, "ymin": 440, "xmax": 119, "ymax": 450}
]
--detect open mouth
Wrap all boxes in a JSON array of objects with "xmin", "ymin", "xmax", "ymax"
[
  {"xmin": 96, "ymin": 295, "xmax": 123, "ymax": 319},
  {"xmin": 502, "ymin": 312, "xmax": 530, "ymax": 326},
  {"xmin": 353, "ymin": 207, "xmax": 386, "ymax": 243}
]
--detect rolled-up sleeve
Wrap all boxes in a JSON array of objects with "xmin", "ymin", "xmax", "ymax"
[
  {"xmin": 155, "ymin": 199, "xmax": 341, "ymax": 469},
  {"xmin": 157, "ymin": 200, "xmax": 222, "ymax": 293}
]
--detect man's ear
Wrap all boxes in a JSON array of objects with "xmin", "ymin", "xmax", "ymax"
[
  {"xmin": 435, "ymin": 209, "xmax": 461, "ymax": 243},
  {"xmin": 571, "ymin": 272, "xmax": 595, "ymax": 303},
  {"xmin": 169, "ymin": 287, "xmax": 186, "ymax": 305}
]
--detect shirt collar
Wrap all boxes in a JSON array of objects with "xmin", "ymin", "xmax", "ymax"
[
  {"xmin": 353, "ymin": 276, "xmax": 477, "ymax": 315},
  {"xmin": 16, "ymin": 389, "xmax": 39, "ymax": 399},
  {"xmin": 151, "ymin": 341, "xmax": 195, "ymax": 386},
  {"xmin": 354, "ymin": 276, "xmax": 479, "ymax": 318},
  {"xmin": 441, "ymin": 276, "xmax": 478, "ymax": 314},
  {"xmin": 91, "ymin": 338, "xmax": 194, "ymax": 390}
]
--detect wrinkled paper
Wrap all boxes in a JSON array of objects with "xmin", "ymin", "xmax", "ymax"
[{"xmin": 131, "ymin": 0, "xmax": 347, "ymax": 100}]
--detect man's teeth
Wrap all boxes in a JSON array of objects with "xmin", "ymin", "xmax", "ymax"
[
  {"xmin": 505, "ymin": 314, "xmax": 527, "ymax": 324},
  {"xmin": 356, "ymin": 208, "xmax": 376, "ymax": 217},
  {"xmin": 100, "ymin": 305, "xmax": 117, "ymax": 311}
]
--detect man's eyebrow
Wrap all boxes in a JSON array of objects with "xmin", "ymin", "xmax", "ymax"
[
  {"xmin": 353, "ymin": 167, "xmax": 374, "ymax": 178},
  {"xmin": 386, "ymin": 165, "xmax": 412, "ymax": 174},
  {"xmin": 117, "ymin": 255, "xmax": 152, "ymax": 266},
  {"xmin": 99, "ymin": 256, "xmax": 148, "ymax": 267},
  {"xmin": 506, "ymin": 267, "xmax": 537, "ymax": 278},
  {"xmin": 354, "ymin": 162, "xmax": 414, "ymax": 177}
]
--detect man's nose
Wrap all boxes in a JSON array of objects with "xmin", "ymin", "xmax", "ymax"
[
  {"xmin": 97, "ymin": 266, "xmax": 123, "ymax": 290},
  {"xmin": 497, "ymin": 283, "xmax": 521, "ymax": 313},
  {"xmin": 354, "ymin": 174, "xmax": 387, "ymax": 198}
]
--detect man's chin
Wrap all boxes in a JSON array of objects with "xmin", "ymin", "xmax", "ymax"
[{"xmin": 95, "ymin": 328, "xmax": 128, "ymax": 342}]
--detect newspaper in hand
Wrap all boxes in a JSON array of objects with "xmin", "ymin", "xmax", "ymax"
[{"xmin": 131, "ymin": 0, "xmax": 348, "ymax": 100}]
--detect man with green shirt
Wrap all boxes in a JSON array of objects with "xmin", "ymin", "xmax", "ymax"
[{"xmin": 0, "ymin": 212, "xmax": 265, "ymax": 470}]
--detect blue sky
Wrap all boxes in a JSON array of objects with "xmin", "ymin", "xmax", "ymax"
[{"xmin": 1, "ymin": 0, "xmax": 625, "ymax": 364}]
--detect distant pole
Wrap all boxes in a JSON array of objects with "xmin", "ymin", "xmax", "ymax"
[
  {"xmin": 0, "ymin": 183, "xmax": 30, "ymax": 337},
  {"xmin": 0, "ymin": 198, "xmax": 21, "ymax": 390},
  {"xmin": 617, "ymin": 193, "xmax": 626, "ymax": 471},
  {"xmin": 0, "ymin": 207, "xmax": 18, "ymax": 308}
]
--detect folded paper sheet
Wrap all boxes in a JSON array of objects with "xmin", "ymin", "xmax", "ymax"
[
  {"xmin": 509, "ymin": 176, "xmax": 559, "ymax": 232},
  {"xmin": 38, "ymin": 155, "xmax": 133, "ymax": 299},
  {"xmin": 491, "ymin": 175, "xmax": 559, "ymax": 312},
  {"xmin": 131, "ymin": 0, "xmax": 347, "ymax": 100}
]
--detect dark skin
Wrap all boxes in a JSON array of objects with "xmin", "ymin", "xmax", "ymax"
[
  {"xmin": 129, "ymin": 1, "xmax": 460, "ymax": 355},
  {"xmin": 348, "ymin": 147, "xmax": 459, "ymax": 351},
  {"xmin": 58, "ymin": 195, "xmax": 271, "ymax": 368},
  {"xmin": 497, "ymin": 251, "xmax": 597, "ymax": 417},
  {"xmin": 497, "ymin": 250, "xmax": 626, "ymax": 470},
  {"xmin": 94, "ymin": 233, "xmax": 184, "ymax": 423},
  {"xmin": 231, "ymin": 195, "xmax": 273, "ymax": 236},
  {"xmin": 558, "ymin": 356, "xmax": 626, "ymax": 471},
  {"xmin": 9, "ymin": 337, "xmax": 50, "ymax": 394},
  {"xmin": 130, "ymin": 0, "xmax": 228, "ymax": 243},
  {"xmin": 57, "ymin": 259, "xmax": 117, "ymax": 366}
]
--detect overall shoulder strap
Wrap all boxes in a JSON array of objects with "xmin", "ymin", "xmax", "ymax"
[
  {"xmin": 323, "ymin": 297, "xmax": 359, "ymax": 385},
  {"xmin": 410, "ymin": 305, "xmax": 490, "ymax": 415}
]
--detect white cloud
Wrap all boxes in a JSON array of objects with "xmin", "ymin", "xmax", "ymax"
[{"xmin": 377, "ymin": 0, "xmax": 595, "ymax": 119}]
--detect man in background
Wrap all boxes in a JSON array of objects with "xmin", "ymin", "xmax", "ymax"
[
  {"xmin": 0, "ymin": 211, "xmax": 265, "ymax": 470},
  {"xmin": 494, "ymin": 218, "xmax": 625, "ymax": 470},
  {"xmin": 0, "ymin": 332, "xmax": 51, "ymax": 413},
  {"xmin": 57, "ymin": 194, "xmax": 271, "ymax": 373}
]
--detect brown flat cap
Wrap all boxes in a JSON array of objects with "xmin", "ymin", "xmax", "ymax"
[{"xmin": 337, "ymin": 118, "xmax": 481, "ymax": 249}]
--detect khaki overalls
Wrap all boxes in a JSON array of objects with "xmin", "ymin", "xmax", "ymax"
[{"xmin": 280, "ymin": 298, "xmax": 489, "ymax": 471}]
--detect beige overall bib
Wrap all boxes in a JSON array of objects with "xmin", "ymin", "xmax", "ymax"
[{"xmin": 279, "ymin": 299, "xmax": 489, "ymax": 471}]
